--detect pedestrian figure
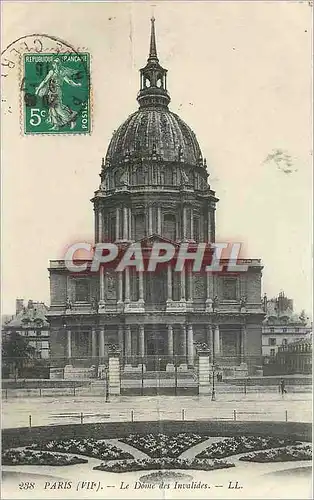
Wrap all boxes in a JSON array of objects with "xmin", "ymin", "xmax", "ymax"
[{"xmin": 279, "ymin": 378, "xmax": 286, "ymax": 396}]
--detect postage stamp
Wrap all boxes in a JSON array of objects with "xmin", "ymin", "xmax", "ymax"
[{"xmin": 22, "ymin": 52, "xmax": 90, "ymax": 134}]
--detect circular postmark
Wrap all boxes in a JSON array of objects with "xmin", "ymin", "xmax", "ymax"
[{"xmin": 1, "ymin": 34, "xmax": 91, "ymax": 134}]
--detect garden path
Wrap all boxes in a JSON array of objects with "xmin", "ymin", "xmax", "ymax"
[
  {"xmin": 106, "ymin": 438, "xmax": 150, "ymax": 459},
  {"xmin": 179, "ymin": 437, "xmax": 228, "ymax": 459}
]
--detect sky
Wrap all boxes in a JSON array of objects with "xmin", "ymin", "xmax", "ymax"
[{"xmin": 1, "ymin": 1, "xmax": 312, "ymax": 316}]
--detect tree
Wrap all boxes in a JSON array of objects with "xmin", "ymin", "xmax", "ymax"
[{"xmin": 2, "ymin": 332, "xmax": 36, "ymax": 379}]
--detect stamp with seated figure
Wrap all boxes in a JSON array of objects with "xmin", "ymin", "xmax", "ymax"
[{"xmin": 22, "ymin": 52, "xmax": 90, "ymax": 134}]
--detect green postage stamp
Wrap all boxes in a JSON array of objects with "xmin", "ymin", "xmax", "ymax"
[{"xmin": 22, "ymin": 52, "xmax": 91, "ymax": 134}]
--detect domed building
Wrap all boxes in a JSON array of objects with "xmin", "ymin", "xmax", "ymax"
[{"xmin": 48, "ymin": 19, "xmax": 265, "ymax": 390}]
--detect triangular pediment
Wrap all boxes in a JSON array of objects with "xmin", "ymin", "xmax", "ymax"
[{"xmin": 136, "ymin": 233, "xmax": 180, "ymax": 248}]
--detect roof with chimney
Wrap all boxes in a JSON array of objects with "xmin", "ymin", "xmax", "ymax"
[{"xmin": 4, "ymin": 300, "xmax": 49, "ymax": 329}]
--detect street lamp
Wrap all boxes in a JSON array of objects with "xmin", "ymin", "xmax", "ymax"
[
  {"xmin": 105, "ymin": 365, "xmax": 110, "ymax": 403},
  {"xmin": 211, "ymin": 363, "xmax": 216, "ymax": 401}
]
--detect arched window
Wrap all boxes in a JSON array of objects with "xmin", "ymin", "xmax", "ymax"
[
  {"xmin": 163, "ymin": 213, "xmax": 176, "ymax": 241},
  {"xmin": 134, "ymin": 213, "xmax": 146, "ymax": 240}
]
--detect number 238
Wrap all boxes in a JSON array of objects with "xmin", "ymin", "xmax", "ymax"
[{"xmin": 19, "ymin": 482, "xmax": 35, "ymax": 490}]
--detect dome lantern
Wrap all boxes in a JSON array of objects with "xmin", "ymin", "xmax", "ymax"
[{"xmin": 137, "ymin": 17, "xmax": 170, "ymax": 109}]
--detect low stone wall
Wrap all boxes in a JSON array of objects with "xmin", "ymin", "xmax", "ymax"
[{"xmin": 2, "ymin": 421, "xmax": 311, "ymax": 450}]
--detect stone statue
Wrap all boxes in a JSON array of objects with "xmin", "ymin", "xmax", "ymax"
[
  {"xmin": 262, "ymin": 293, "xmax": 268, "ymax": 312},
  {"xmin": 212, "ymin": 295, "xmax": 219, "ymax": 312},
  {"xmin": 240, "ymin": 295, "xmax": 247, "ymax": 312},
  {"xmin": 65, "ymin": 297, "xmax": 72, "ymax": 311},
  {"xmin": 119, "ymin": 167, "xmax": 128, "ymax": 186}
]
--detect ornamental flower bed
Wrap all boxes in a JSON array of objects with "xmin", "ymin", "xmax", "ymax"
[
  {"xmin": 196, "ymin": 436, "xmax": 300, "ymax": 459},
  {"xmin": 28, "ymin": 439, "xmax": 133, "ymax": 461},
  {"xmin": 119, "ymin": 433, "xmax": 206, "ymax": 458},
  {"xmin": 239, "ymin": 444, "xmax": 312, "ymax": 463},
  {"xmin": 2, "ymin": 449, "xmax": 87, "ymax": 466},
  {"xmin": 93, "ymin": 457, "xmax": 235, "ymax": 473}
]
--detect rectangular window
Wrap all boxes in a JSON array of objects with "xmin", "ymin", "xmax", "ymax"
[
  {"xmin": 282, "ymin": 338, "xmax": 288, "ymax": 345},
  {"xmin": 75, "ymin": 279, "xmax": 90, "ymax": 302},
  {"xmin": 269, "ymin": 338, "xmax": 276, "ymax": 346},
  {"xmin": 270, "ymin": 327, "xmax": 274, "ymax": 333},
  {"xmin": 270, "ymin": 349, "xmax": 275, "ymax": 357},
  {"xmin": 223, "ymin": 278, "xmax": 237, "ymax": 300}
]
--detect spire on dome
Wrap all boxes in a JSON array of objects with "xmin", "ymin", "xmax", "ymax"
[
  {"xmin": 137, "ymin": 18, "xmax": 170, "ymax": 109},
  {"xmin": 148, "ymin": 17, "xmax": 158, "ymax": 61}
]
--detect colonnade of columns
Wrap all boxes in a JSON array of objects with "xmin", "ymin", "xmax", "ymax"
[
  {"xmin": 65, "ymin": 323, "xmax": 247, "ymax": 366},
  {"xmin": 95, "ymin": 204, "xmax": 214, "ymax": 244}
]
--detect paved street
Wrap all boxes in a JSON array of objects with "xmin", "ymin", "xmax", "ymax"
[{"xmin": 2, "ymin": 392, "xmax": 311, "ymax": 428}]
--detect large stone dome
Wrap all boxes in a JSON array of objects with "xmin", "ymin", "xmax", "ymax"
[{"xmin": 105, "ymin": 108, "xmax": 202, "ymax": 167}]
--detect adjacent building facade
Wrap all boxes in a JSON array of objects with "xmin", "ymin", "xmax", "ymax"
[
  {"xmin": 262, "ymin": 292, "xmax": 311, "ymax": 364},
  {"xmin": 48, "ymin": 19, "xmax": 265, "ymax": 383},
  {"xmin": 3, "ymin": 299, "xmax": 50, "ymax": 359}
]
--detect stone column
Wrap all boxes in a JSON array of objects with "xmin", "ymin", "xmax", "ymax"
[
  {"xmin": 190, "ymin": 209, "xmax": 194, "ymax": 240},
  {"xmin": 241, "ymin": 324, "xmax": 247, "ymax": 362},
  {"xmin": 187, "ymin": 264, "xmax": 193, "ymax": 301},
  {"xmin": 115, "ymin": 207, "xmax": 120, "ymax": 241},
  {"xmin": 139, "ymin": 271, "xmax": 144, "ymax": 302},
  {"xmin": 67, "ymin": 330, "xmax": 72, "ymax": 359},
  {"xmin": 139, "ymin": 325, "xmax": 145, "ymax": 357},
  {"xmin": 205, "ymin": 271, "xmax": 213, "ymax": 311},
  {"xmin": 167, "ymin": 324, "xmax": 174, "ymax": 357},
  {"xmin": 183, "ymin": 206, "xmax": 187, "ymax": 240},
  {"xmin": 207, "ymin": 324, "xmax": 214, "ymax": 363},
  {"xmin": 124, "ymin": 268, "xmax": 130, "ymax": 302},
  {"xmin": 157, "ymin": 206, "xmax": 162, "ymax": 234},
  {"xmin": 187, "ymin": 323, "xmax": 194, "ymax": 366},
  {"xmin": 98, "ymin": 209, "xmax": 103, "ymax": 243},
  {"xmin": 99, "ymin": 328, "xmax": 105, "ymax": 359},
  {"xmin": 117, "ymin": 272, "xmax": 123, "ymax": 302},
  {"xmin": 207, "ymin": 210, "xmax": 211, "ymax": 242},
  {"xmin": 180, "ymin": 267, "xmax": 186, "ymax": 301},
  {"xmin": 118, "ymin": 324, "xmax": 124, "ymax": 354},
  {"xmin": 167, "ymin": 263, "xmax": 172, "ymax": 301},
  {"xmin": 148, "ymin": 205, "xmax": 153, "ymax": 235},
  {"xmin": 128, "ymin": 207, "xmax": 132, "ymax": 240},
  {"xmin": 214, "ymin": 324, "xmax": 220, "ymax": 356},
  {"xmin": 125, "ymin": 325, "xmax": 132, "ymax": 363},
  {"xmin": 91, "ymin": 328, "xmax": 97, "ymax": 358},
  {"xmin": 99, "ymin": 266, "xmax": 105, "ymax": 303},
  {"xmin": 123, "ymin": 206, "xmax": 128, "ymax": 240},
  {"xmin": 181, "ymin": 324, "xmax": 187, "ymax": 363}
]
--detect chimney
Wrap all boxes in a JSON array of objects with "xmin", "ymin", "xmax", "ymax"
[{"xmin": 16, "ymin": 298, "xmax": 24, "ymax": 315}]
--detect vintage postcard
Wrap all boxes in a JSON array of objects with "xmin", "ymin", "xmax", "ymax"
[{"xmin": 1, "ymin": 1, "xmax": 312, "ymax": 499}]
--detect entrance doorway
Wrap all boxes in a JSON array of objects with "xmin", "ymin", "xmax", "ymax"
[{"xmin": 145, "ymin": 326, "xmax": 167, "ymax": 371}]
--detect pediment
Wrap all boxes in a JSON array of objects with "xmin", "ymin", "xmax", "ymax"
[{"xmin": 136, "ymin": 233, "xmax": 180, "ymax": 248}]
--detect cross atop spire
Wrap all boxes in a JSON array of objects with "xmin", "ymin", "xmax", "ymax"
[{"xmin": 148, "ymin": 16, "xmax": 158, "ymax": 61}]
